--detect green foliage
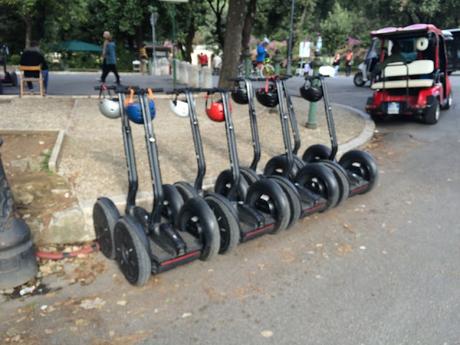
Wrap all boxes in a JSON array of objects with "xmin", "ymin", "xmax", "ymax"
[{"xmin": 320, "ymin": 3, "xmax": 353, "ymax": 54}]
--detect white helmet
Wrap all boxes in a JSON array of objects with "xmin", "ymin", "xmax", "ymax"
[
  {"xmin": 169, "ymin": 98, "xmax": 189, "ymax": 117},
  {"xmin": 98, "ymin": 98, "xmax": 121, "ymax": 119}
]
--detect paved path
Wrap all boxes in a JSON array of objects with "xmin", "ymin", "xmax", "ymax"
[{"xmin": 1, "ymin": 76, "xmax": 459, "ymax": 345}]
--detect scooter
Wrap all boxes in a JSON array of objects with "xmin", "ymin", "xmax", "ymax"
[
  {"xmin": 92, "ymin": 86, "xmax": 221, "ymax": 286},
  {"xmin": 353, "ymin": 38, "xmax": 378, "ymax": 87},
  {"xmin": 300, "ymin": 71, "xmax": 379, "ymax": 197},
  {"xmin": 257, "ymin": 77, "xmax": 341, "ymax": 217},
  {"xmin": 228, "ymin": 77, "xmax": 302, "ymax": 229},
  {"xmin": 167, "ymin": 88, "xmax": 240, "ymax": 254},
  {"xmin": 187, "ymin": 88, "xmax": 292, "ymax": 243}
]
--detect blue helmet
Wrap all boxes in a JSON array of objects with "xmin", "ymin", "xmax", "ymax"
[{"xmin": 125, "ymin": 89, "xmax": 156, "ymax": 124}]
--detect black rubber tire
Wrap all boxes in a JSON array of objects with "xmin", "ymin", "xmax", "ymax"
[
  {"xmin": 161, "ymin": 184, "xmax": 184, "ymax": 225},
  {"xmin": 440, "ymin": 92, "xmax": 453, "ymax": 110},
  {"xmin": 177, "ymin": 197, "xmax": 221, "ymax": 261},
  {"xmin": 214, "ymin": 169, "xmax": 250, "ymax": 201},
  {"xmin": 246, "ymin": 179, "xmax": 290, "ymax": 233},
  {"xmin": 263, "ymin": 154, "xmax": 299, "ymax": 180},
  {"xmin": 131, "ymin": 206, "xmax": 150, "ymax": 229},
  {"xmin": 239, "ymin": 167, "xmax": 260, "ymax": 185},
  {"xmin": 267, "ymin": 175, "xmax": 301, "ymax": 229},
  {"xmin": 318, "ymin": 161, "xmax": 350, "ymax": 206},
  {"xmin": 204, "ymin": 192, "xmax": 240, "ymax": 254},
  {"xmin": 302, "ymin": 144, "xmax": 332, "ymax": 163},
  {"xmin": 353, "ymin": 72, "xmax": 365, "ymax": 87},
  {"xmin": 93, "ymin": 197, "xmax": 120, "ymax": 259},
  {"xmin": 295, "ymin": 163, "xmax": 340, "ymax": 211},
  {"xmin": 423, "ymin": 97, "xmax": 440, "ymax": 125},
  {"xmin": 114, "ymin": 216, "xmax": 151, "ymax": 286},
  {"xmin": 174, "ymin": 181, "xmax": 198, "ymax": 201},
  {"xmin": 339, "ymin": 150, "xmax": 379, "ymax": 195}
]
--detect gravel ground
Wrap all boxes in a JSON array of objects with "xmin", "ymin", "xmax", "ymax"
[{"xmin": 0, "ymin": 96, "xmax": 365, "ymax": 204}]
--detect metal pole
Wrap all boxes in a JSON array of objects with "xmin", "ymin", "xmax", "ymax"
[
  {"xmin": 150, "ymin": 11, "xmax": 157, "ymax": 75},
  {"xmin": 286, "ymin": 0, "xmax": 295, "ymax": 75},
  {"xmin": 172, "ymin": 5, "xmax": 177, "ymax": 88}
]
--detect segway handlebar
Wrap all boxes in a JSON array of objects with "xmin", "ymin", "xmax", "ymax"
[
  {"xmin": 228, "ymin": 75, "xmax": 292, "ymax": 82},
  {"xmin": 94, "ymin": 85, "xmax": 164, "ymax": 94}
]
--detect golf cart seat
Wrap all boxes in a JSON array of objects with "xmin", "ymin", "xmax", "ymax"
[{"xmin": 371, "ymin": 59, "xmax": 434, "ymax": 90}]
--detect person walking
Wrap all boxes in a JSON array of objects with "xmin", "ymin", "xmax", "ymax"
[
  {"xmin": 20, "ymin": 41, "xmax": 49, "ymax": 93},
  {"xmin": 332, "ymin": 52, "xmax": 341, "ymax": 76},
  {"xmin": 100, "ymin": 31, "xmax": 120, "ymax": 84},
  {"xmin": 344, "ymin": 49, "xmax": 353, "ymax": 77}
]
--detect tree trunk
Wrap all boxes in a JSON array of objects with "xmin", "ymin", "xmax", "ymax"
[
  {"xmin": 241, "ymin": 0, "xmax": 257, "ymax": 53},
  {"xmin": 24, "ymin": 18, "xmax": 32, "ymax": 48},
  {"xmin": 219, "ymin": 0, "xmax": 247, "ymax": 88},
  {"xmin": 184, "ymin": 15, "xmax": 196, "ymax": 63}
]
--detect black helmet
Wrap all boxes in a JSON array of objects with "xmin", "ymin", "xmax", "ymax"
[
  {"xmin": 256, "ymin": 84, "xmax": 279, "ymax": 108},
  {"xmin": 231, "ymin": 83, "xmax": 249, "ymax": 105},
  {"xmin": 299, "ymin": 76, "xmax": 323, "ymax": 102}
]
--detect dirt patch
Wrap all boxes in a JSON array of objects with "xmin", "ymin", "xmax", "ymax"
[{"xmin": 0, "ymin": 132, "xmax": 78, "ymax": 243}]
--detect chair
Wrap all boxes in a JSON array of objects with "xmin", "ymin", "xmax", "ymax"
[{"xmin": 19, "ymin": 65, "xmax": 44, "ymax": 97}]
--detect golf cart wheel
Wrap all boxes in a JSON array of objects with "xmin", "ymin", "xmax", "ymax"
[
  {"xmin": 204, "ymin": 192, "xmax": 240, "ymax": 254},
  {"xmin": 339, "ymin": 150, "xmax": 378, "ymax": 195},
  {"xmin": 246, "ymin": 179, "xmax": 290, "ymax": 233},
  {"xmin": 441, "ymin": 92, "xmax": 453, "ymax": 110},
  {"xmin": 240, "ymin": 167, "xmax": 260, "ymax": 185},
  {"xmin": 295, "ymin": 163, "xmax": 340, "ymax": 211},
  {"xmin": 162, "ymin": 184, "xmax": 184, "ymax": 224},
  {"xmin": 174, "ymin": 181, "xmax": 198, "ymax": 202},
  {"xmin": 93, "ymin": 197, "xmax": 120, "ymax": 259},
  {"xmin": 267, "ymin": 175, "xmax": 301, "ymax": 229},
  {"xmin": 423, "ymin": 97, "xmax": 440, "ymax": 125},
  {"xmin": 353, "ymin": 72, "xmax": 365, "ymax": 87},
  {"xmin": 302, "ymin": 144, "xmax": 332, "ymax": 163},
  {"xmin": 215, "ymin": 169, "xmax": 249, "ymax": 201},
  {"xmin": 177, "ymin": 197, "xmax": 220, "ymax": 261},
  {"xmin": 318, "ymin": 161, "xmax": 350, "ymax": 206},
  {"xmin": 114, "ymin": 217, "xmax": 151, "ymax": 286},
  {"xmin": 264, "ymin": 154, "xmax": 299, "ymax": 180}
]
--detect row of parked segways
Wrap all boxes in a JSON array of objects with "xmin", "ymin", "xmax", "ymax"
[{"xmin": 92, "ymin": 73, "xmax": 378, "ymax": 286}]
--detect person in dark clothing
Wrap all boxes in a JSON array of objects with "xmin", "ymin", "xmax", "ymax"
[
  {"xmin": 19, "ymin": 41, "xmax": 49, "ymax": 91},
  {"xmin": 100, "ymin": 31, "xmax": 120, "ymax": 84}
]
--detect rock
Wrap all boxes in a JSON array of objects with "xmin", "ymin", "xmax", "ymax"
[
  {"xmin": 13, "ymin": 190, "xmax": 34, "ymax": 205},
  {"xmin": 9, "ymin": 159, "xmax": 29, "ymax": 172},
  {"xmin": 39, "ymin": 206, "xmax": 88, "ymax": 245}
]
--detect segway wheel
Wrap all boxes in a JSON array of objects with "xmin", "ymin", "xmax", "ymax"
[
  {"xmin": 318, "ymin": 161, "xmax": 350, "ymax": 206},
  {"xmin": 246, "ymin": 179, "xmax": 290, "ymax": 233},
  {"xmin": 267, "ymin": 175, "xmax": 301, "ymax": 229},
  {"xmin": 131, "ymin": 206, "xmax": 150, "ymax": 229},
  {"xmin": 174, "ymin": 181, "xmax": 198, "ymax": 202},
  {"xmin": 114, "ymin": 217, "xmax": 151, "ymax": 286},
  {"xmin": 239, "ymin": 167, "xmax": 260, "ymax": 185},
  {"xmin": 204, "ymin": 192, "xmax": 240, "ymax": 254},
  {"xmin": 177, "ymin": 197, "xmax": 221, "ymax": 261},
  {"xmin": 339, "ymin": 150, "xmax": 378, "ymax": 195},
  {"xmin": 295, "ymin": 163, "xmax": 340, "ymax": 211},
  {"xmin": 302, "ymin": 144, "xmax": 332, "ymax": 163},
  {"xmin": 162, "ymin": 184, "xmax": 184, "ymax": 224},
  {"xmin": 93, "ymin": 197, "xmax": 120, "ymax": 259},
  {"xmin": 263, "ymin": 154, "xmax": 299, "ymax": 180},
  {"xmin": 215, "ymin": 169, "xmax": 249, "ymax": 201}
]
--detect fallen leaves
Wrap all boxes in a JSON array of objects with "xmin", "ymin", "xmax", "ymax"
[{"xmin": 79, "ymin": 297, "xmax": 106, "ymax": 310}]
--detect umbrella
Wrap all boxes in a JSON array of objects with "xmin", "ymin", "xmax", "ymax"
[{"xmin": 54, "ymin": 40, "xmax": 101, "ymax": 53}]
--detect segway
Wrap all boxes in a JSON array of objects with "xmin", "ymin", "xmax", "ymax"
[
  {"xmin": 0, "ymin": 43, "xmax": 17, "ymax": 94},
  {"xmin": 167, "ymin": 88, "xmax": 240, "ymax": 254},
  {"xmin": 280, "ymin": 76, "xmax": 351, "ymax": 206},
  {"xmin": 170, "ymin": 87, "xmax": 291, "ymax": 247},
  {"xmin": 259, "ymin": 77, "xmax": 341, "ymax": 216},
  {"xmin": 299, "ymin": 71, "xmax": 378, "ymax": 197},
  {"xmin": 229, "ymin": 77, "xmax": 301, "ymax": 229},
  {"xmin": 92, "ymin": 85, "xmax": 220, "ymax": 286}
]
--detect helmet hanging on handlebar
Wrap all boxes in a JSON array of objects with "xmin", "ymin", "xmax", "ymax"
[
  {"xmin": 125, "ymin": 88, "xmax": 156, "ymax": 124},
  {"xmin": 299, "ymin": 76, "xmax": 323, "ymax": 102}
]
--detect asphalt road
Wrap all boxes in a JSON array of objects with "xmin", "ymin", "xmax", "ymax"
[{"xmin": 1, "ymin": 75, "xmax": 459, "ymax": 345}]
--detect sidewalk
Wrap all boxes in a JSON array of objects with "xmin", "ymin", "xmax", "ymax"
[{"xmin": 0, "ymin": 93, "xmax": 372, "ymax": 244}]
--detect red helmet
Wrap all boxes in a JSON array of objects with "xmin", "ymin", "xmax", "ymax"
[{"xmin": 205, "ymin": 94, "xmax": 226, "ymax": 122}]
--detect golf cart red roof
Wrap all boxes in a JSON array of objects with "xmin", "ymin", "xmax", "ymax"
[{"xmin": 371, "ymin": 24, "xmax": 443, "ymax": 37}]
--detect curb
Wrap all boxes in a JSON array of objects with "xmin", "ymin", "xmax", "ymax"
[{"xmin": 332, "ymin": 103, "xmax": 375, "ymax": 156}]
